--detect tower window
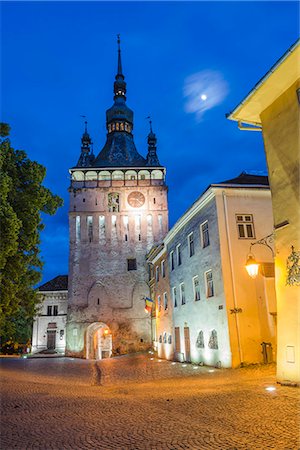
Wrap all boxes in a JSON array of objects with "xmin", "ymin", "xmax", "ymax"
[
  {"xmin": 83, "ymin": 198, "xmax": 85, "ymax": 203},
  {"xmin": 87, "ymin": 216, "xmax": 93, "ymax": 242},
  {"xmin": 158, "ymin": 214, "xmax": 163, "ymax": 231},
  {"xmin": 76, "ymin": 216, "xmax": 80, "ymax": 242},
  {"xmin": 127, "ymin": 258, "xmax": 137, "ymax": 271},
  {"xmin": 153, "ymin": 198, "xmax": 156, "ymax": 204},
  {"xmin": 125, "ymin": 234, "xmax": 128, "ymax": 241}
]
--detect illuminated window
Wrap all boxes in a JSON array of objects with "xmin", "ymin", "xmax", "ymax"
[
  {"xmin": 108, "ymin": 192, "xmax": 120, "ymax": 212},
  {"xmin": 176, "ymin": 244, "xmax": 182, "ymax": 266},
  {"xmin": 236, "ymin": 214, "xmax": 255, "ymax": 239},
  {"xmin": 208, "ymin": 330, "xmax": 218, "ymax": 349},
  {"xmin": 147, "ymin": 214, "xmax": 152, "ymax": 226},
  {"xmin": 163, "ymin": 292, "xmax": 168, "ymax": 310},
  {"xmin": 158, "ymin": 214, "xmax": 163, "ymax": 231},
  {"xmin": 172, "ymin": 286, "xmax": 177, "ymax": 308},
  {"xmin": 180, "ymin": 283, "xmax": 186, "ymax": 305},
  {"xmin": 170, "ymin": 251, "xmax": 174, "ymax": 271},
  {"xmin": 163, "ymin": 332, "xmax": 167, "ymax": 343},
  {"xmin": 201, "ymin": 221, "xmax": 210, "ymax": 248},
  {"xmin": 196, "ymin": 330, "xmax": 205, "ymax": 348},
  {"xmin": 188, "ymin": 232, "xmax": 194, "ymax": 257},
  {"xmin": 112, "ymin": 215, "xmax": 117, "ymax": 227},
  {"xmin": 116, "ymin": 123, "xmax": 120, "ymax": 131},
  {"xmin": 193, "ymin": 276, "xmax": 200, "ymax": 301},
  {"xmin": 127, "ymin": 258, "xmax": 137, "ymax": 271},
  {"xmin": 87, "ymin": 216, "xmax": 93, "ymax": 242},
  {"xmin": 205, "ymin": 270, "xmax": 214, "ymax": 298}
]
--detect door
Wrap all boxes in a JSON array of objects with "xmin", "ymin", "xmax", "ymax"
[
  {"xmin": 47, "ymin": 330, "xmax": 56, "ymax": 350},
  {"xmin": 174, "ymin": 327, "xmax": 181, "ymax": 353},
  {"xmin": 184, "ymin": 327, "xmax": 191, "ymax": 362}
]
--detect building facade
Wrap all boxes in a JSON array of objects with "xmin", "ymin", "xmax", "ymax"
[
  {"xmin": 227, "ymin": 40, "xmax": 300, "ymax": 383},
  {"xmin": 32, "ymin": 275, "xmax": 68, "ymax": 354},
  {"xmin": 149, "ymin": 173, "xmax": 276, "ymax": 368},
  {"xmin": 147, "ymin": 244, "xmax": 174, "ymax": 360},
  {"xmin": 66, "ymin": 39, "xmax": 168, "ymax": 358}
]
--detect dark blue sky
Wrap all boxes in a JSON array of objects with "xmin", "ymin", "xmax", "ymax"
[{"xmin": 2, "ymin": 1, "xmax": 298, "ymax": 284}]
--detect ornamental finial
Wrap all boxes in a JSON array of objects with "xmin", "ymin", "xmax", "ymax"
[
  {"xmin": 117, "ymin": 34, "xmax": 122, "ymax": 76},
  {"xmin": 146, "ymin": 115, "xmax": 153, "ymax": 133}
]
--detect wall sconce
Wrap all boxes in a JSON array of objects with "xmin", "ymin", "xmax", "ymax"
[{"xmin": 245, "ymin": 232, "xmax": 274, "ymax": 279}]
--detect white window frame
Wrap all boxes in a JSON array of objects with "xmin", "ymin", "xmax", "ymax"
[
  {"xmin": 180, "ymin": 283, "xmax": 186, "ymax": 305},
  {"xmin": 170, "ymin": 251, "xmax": 174, "ymax": 271},
  {"xmin": 163, "ymin": 292, "xmax": 168, "ymax": 310},
  {"xmin": 161, "ymin": 260, "xmax": 166, "ymax": 278},
  {"xmin": 172, "ymin": 286, "xmax": 177, "ymax": 308},
  {"xmin": 200, "ymin": 220, "xmax": 210, "ymax": 248},
  {"xmin": 236, "ymin": 214, "xmax": 255, "ymax": 239},
  {"xmin": 176, "ymin": 244, "xmax": 182, "ymax": 266},
  {"xmin": 205, "ymin": 270, "xmax": 214, "ymax": 298},
  {"xmin": 188, "ymin": 232, "xmax": 195, "ymax": 257},
  {"xmin": 155, "ymin": 266, "xmax": 159, "ymax": 282},
  {"xmin": 193, "ymin": 276, "xmax": 201, "ymax": 301}
]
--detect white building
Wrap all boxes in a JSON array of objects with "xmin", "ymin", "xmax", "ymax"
[
  {"xmin": 159, "ymin": 173, "xmax": 276, "ymax": 368},
  {"xmin": 31, "ymin": 275, "xmax": 68, "ymax": 354}
]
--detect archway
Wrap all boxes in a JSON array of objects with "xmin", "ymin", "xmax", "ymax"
[{"xmin": 85, "ymin": 322, "xmax": 112, "ymax": 360}]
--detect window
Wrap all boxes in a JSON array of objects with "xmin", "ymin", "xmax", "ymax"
[
  {"xmin": 208, "ymin": 329, "xmax": 218, "ymax": 349},
  {"xmin": 176, "ymin": 244, "xmax": 182, "ymax": 266},
  {"xmin": 201, "ymin": 221, "xmax": 210, "ymax": 248},
  {"xmin": 157, "ymin": 295, "xmax": 161, "ymax": 312},
  {"xmin": 188, "ymin": 232, "xmax": 194, "ymax": 257},
  {"xmin": 112, "ymin": 215, "xmax": 117, "ymax": 227},
  {"xmin": 205, "ymin": 270, "xmax": 214, "ymax": 298},
  {"xmin": 161, "ymin": 260, "xmax": 165, "ymax": 278},
  {"xmin": 87, "ymin": 216, "xmax": 93, "ymax": 242},
  {"xmin": 99, "ymin": 216, "xmax": 105, "ymax": 239},
  {"xmin": 158, "ymin": 214, "xmax": 163, "ymax": 231},
  {"xmin": 140, "ymin": 174, "xmax": 145, "ymax": 180},
  {"xmin": 53, "ymin": 305, "xmax": 58, "ymax": 316},
  {"xmin": 155, "ymin": 266, "xmax": 159, "ymax": 282},
  {"xmin": 47, "ymin": 306, "xmax": 52, "ymax": 316},
  {"xmin": 193, "ymin": 276, "xmax": 201, "ymax": 301},
  {"xmin": 170, "ymin": 251, "xmax": 174, "ymax": 271},
  {"xmin": 196, "ymin": 330, "xmax": 205, "ymax": 348},
  {"xmin": 127, "ymin": 258, "xmax": 137, "ymax": 271},
  {"xmin": 76, "ymin": 216, "xmax": 80, "ymax": 242},
  {"xmin": 147, "ymin": 214, "xmax": 152, "ymax": 226},
  {"xmin": 163, "ymin": 332, "xmax": 167, "ymax": 343},
  {"xmin": 163, "ymin": 292, "xmax": 168, "ymax": 310},
  {"xmin": 168, "ymin": 334, "xmax": 172, "ymax": 344},
  {"xmin": 180, "ymin": 283, "xmax": 186, "ymax": 305},
  {"xmin": 108, "ymin": 192, "xmax": 120, "ymax": 212},
  {"xmin": 172, "ymin": 287, "xmax": 177, "ymax": 308},
  {"xmin": 236, "ymin": 214, "xmax": 255, "ymax": 239}
]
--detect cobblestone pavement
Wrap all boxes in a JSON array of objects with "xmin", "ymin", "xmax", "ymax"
[{"xmin": 0, "ymin": 354, "xmax": 299, "ymax": 450}]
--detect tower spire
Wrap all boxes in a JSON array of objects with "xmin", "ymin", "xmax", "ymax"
[
  {"xmin": 77, "ymin": 118, "xmax": 94, "ymax": 167},
  {"xmin": 114, "ymin": 34, "xmax": 126, "ymax": 100},
  {"xmin": 117, "ymin": 34, "xmax": 123, "ymax": 76},
  {"xmin": 146, "ymin": 117, "xmax": 160, "ymax": 166}
]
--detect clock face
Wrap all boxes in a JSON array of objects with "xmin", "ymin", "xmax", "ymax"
[{"xmin": 127, "ymin": 191, "xmax": 145, "ymax": 208}]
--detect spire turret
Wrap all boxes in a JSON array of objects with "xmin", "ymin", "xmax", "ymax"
[
  {"xmin": 146, "ymin": 117, "xmax": 160, "ymax": 166},
  {"xmin": 114, "ymin": 34, "xmax": 127, "ymax": 101},
  {"xmin": 77, "ymin": 120, "xmax": 94, "ymax": 167}
]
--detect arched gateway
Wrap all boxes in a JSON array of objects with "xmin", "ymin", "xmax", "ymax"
[{"xmin": 86, "ymin": 322, "xmax": 112, "ymax": 360}]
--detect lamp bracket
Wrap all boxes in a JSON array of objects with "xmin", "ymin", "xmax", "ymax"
[{"xmin": 249, "ymin": 232, "xmax": 275, "ymax": 258}]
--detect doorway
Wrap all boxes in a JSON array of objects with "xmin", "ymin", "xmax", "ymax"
[
  {"xmin": 86, "ymin": 322, "xmax": 112, "ymax": 360},
  {"xmin": 184, "ymin": 327, "xmax": 191, "ymax": 362},
  {"xmin": 47, "ymin": 330, "xmax": 56, "ymax": 350}
]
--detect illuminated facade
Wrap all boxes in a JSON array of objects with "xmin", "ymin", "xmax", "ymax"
[
  {"xmin": 149, "ymin": 174, "xmax": 276, "ymax": 368},
  {"xmin": 32, "ymin": 276, "xmax": 68, "ymax": 354},
  {"xmin": 66, "ymin": 38, "xmax": 168, "ymax": 358},
  {"xmin": 227, "ymin": 40, "xmax": 300, "ymax": 384}
]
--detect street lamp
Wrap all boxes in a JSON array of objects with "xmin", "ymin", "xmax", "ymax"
[{"xmin": 245, "ymin": 233, "xmax": 275, "ymax": 279}]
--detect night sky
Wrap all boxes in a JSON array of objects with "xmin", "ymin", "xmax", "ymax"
[{"xmin": 2, "ymin": 1, "xmax": 298, "ymax": 284}]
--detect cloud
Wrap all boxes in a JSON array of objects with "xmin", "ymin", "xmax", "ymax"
[{"xmin": 183, "ymin": 70, "xmax": 229, "ymax": 120}]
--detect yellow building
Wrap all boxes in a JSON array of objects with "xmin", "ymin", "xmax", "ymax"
[{"xmin": 227, "ymin": 39, "xmax": 300, "ymax": 385}]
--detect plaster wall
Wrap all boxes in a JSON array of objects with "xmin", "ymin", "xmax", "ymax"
[
  {"xmin": 67, "ymin": 181, "xmax": 168, "ymax": 357},
  {"xmin": 167, "ymin": 197, "xmax": 232, "ymax": 367},
  {"xmin": 152, "ymin": 250, "xmax": 174, "ymax": 360},
  {"xmin": 32, "ymin": 291, "xmax": 68, "ymax": 354},
  {"xmin": 260, "ymin": 80, "xmax": 300, "ymax": 383},
  {"xmin": 215, "ymin": 188, "xmax": 276, "ymax": 367}
]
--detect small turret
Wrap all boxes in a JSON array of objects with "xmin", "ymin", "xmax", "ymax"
[
  {"xmin": 77, "ymin": 121, "xmax": 95, "ymax": 167},
  {"xmin": 146, "ymin": 117, "xmax": 160, "ymax": 166}
]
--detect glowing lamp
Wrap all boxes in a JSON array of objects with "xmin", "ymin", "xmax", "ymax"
[
  {"xmin": 245, "ymin": 255, "xmax": 260, "ymax": 278},
  {"xmin": 103, "ymin": 329, "xmax": 109, "ymax": 336}
]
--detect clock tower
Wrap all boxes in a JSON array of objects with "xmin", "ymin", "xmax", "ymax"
[{"xmin": 66, "ymin": 37, "xmax": 168, "ymax": 358}]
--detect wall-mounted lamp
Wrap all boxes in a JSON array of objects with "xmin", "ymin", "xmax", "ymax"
[{"xmin": 245, "ymin": 233, "xmax": 274, "ymax": 279}]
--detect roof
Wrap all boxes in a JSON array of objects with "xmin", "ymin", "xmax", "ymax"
[
  {"xmin": 38, "ymin": 275, "xmax": 68, "ymax": 292},
  {"xmin": 227, "ymin": 39, "xmax": 300, "ymax": 125},
  {"xmin": 214, "ymin": 171, "xmax": 269, "ymax": 187}
]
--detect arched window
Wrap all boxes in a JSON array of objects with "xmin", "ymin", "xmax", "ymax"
[
  {"xmin": 72, "ymin": 171, "xmax": 84, "ymax": 181},
  {"xmin": 196, "ymin": 330, "xmax": 205, "ymax": 349},
  {"xmin": 85, "ymin": 171, "xmax": 97, "ymax": 181},
  {"xmin": 112, "ymin": 170, "xmax": 124, "ymax": 181},
  {"xmin": 208, "ymin": 330, "xmax": 218, "ymax": 349},
  {"xmin": 138, "ymin": 170, "xmax": 150, "ymax": 180},
  {"xmin": 151, "ymin": 170, "xmax": 164, "ymax": 180},
  {"xmin": 99, "ymin": 171, "xmax": 111, "ymax": 181}
]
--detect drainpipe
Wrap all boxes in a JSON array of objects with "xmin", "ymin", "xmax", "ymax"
[{"xmin": 222, "ymin": 191, "xmax": 243, "ymax": 365}]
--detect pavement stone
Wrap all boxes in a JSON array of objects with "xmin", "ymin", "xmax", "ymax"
[{"xmin": 0, "ymin": 354, "xmax": 299, "ymax": 450}]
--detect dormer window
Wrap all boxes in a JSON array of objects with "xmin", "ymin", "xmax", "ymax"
[{"xmin": 116, "ymin": 123, "xmax": 120, "ymax": 131}]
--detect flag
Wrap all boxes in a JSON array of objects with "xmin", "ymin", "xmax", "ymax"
[{"xmin": 144, "ymin": 296, "xmax": 153, "ymax": 313}]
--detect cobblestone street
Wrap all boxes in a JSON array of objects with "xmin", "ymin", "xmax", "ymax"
[{"xmin": 0, "ymin": 353, "xmax": 299, "ymax": 450}]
